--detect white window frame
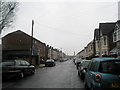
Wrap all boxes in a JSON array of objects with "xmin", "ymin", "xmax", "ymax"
[
  {"xmin": 103, "ymin": 36, "xmax": 107, "ymax": 46},
  {"xmin": 113, "ymin": 31, "xmax": 117, "ymax": 42}
]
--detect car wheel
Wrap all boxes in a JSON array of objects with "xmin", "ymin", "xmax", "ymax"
[
  {"xmin": 91, "ymin": 85, "xmax": 96, "ymax": 90},
  {"xmin": 78, "ymin": 71, "xmax": 80, "ymax": 76},
  {"xmin": 19, "ymin": 72, "xmax": 24, "ymax": 79},
  {"xmin": 76, "ymin": 66, "xmax": 78, "ymax": 69},
  {"xmin": 80, "ymin": 73, "xmax": 83, "ymax": 78},
  {"xmin": 91, "ymin": 87, "xmax": 95, "ymax": 90},
  {"xmin": 31, "ymin": 69, "xmax": 35, "ymax": 75},
  {"xmin": 80, "ymin": 73, "xmax": 84, "ymax": 80},
  {"xmin": 84, "ymin": 81, "xmax": 89, "ymax": 89}
]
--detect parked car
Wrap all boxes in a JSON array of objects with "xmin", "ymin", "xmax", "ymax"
[
  {"xmin": 78, "ymin": 60, "xmax": 90, "ymax": 80},
  {"xmin": 73, "ymin": 57, "xmax": 76, "ymax": 63},
  {"xmin": 84, "ymin": 57, "xmax": 120, "ymax": 89},
  {"xmin": 75, "ymin": 58, "xmax": 82, "ymax": 69},
  {"xmin": 45, "ymin": 59, "xmax": 56, "ymax": 67},
  {"xmin": 1, "ymin": 60, "xmax": 35, "ymax": 79},
  {"xmin": 59, "ymin": 58, "xmax": 67, "ymax": 62}
]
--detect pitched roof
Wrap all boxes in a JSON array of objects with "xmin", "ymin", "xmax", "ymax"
[
  {"xmin": 99, "ymin": 23, "xmax": 115, "ymax": 35},
  {"xmin": 3, "ymin": 30, "xmax": 26, "ymax": 37},
  {"xmin": 117, "ymin": 20, "xmax": 120, "ymax": 23},
  {"xmin": 2, "ymin": 30, "xmax": 46, "ymax": 45},
  {"xmin": 116, "ymin": 20, "xmax": 120, "ymax": 27}
]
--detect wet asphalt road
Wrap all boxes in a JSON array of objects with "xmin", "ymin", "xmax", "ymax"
[{"xmin": 2, "ymin": 60, "xmax": 85, "ymax": 89}]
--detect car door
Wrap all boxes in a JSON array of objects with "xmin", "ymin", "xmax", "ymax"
[
  {"xmin": 78, "ymin": 63, "xmax": 82, "ymax": 74},
  {"xmin": 85, "ymin": 61, "xmax": 92, "ymax": 88},
  {"xmin": 18, "ymin": 60, "xmax": 28, "ymax": 74},
  {"xmin": 85, "ymin": 61, "xmax": 96, "ymax": 88},
  {"xmin": 22, "ymin": 60, "xmax": 32, "ymax": 75}
]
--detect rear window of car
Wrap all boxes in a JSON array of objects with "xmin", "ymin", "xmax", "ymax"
[
  {"xmin": 1, "ymin": 61, "xmax": 15, "ymax": 66},
  {"xmin": 99, "ymin": 60, "xmax": 120, "ymax": 74}
]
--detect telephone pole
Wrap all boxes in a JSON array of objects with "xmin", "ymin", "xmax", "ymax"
[{"xmin": 30, "ymin": 20, "xmax": 34, "ymax": 64}]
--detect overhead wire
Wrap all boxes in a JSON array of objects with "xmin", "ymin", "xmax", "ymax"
[{"xmin": 35, "ymin": 21, "xmax": 85, "ymax": 39}]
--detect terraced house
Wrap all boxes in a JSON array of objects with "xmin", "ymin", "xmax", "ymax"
[
  {"xmin": 77, "ymin": 21, "xmax": 120, "ymax": 59},
  {"xmin": 112, "ymin": 20, "xmax": 120, "ymax": 58},
  {"xmin": 98, "ymin": 22, "xmax": 115, "ymax": 57}
]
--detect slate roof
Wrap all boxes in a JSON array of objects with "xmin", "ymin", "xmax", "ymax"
[
  {"xmin": 99, "ymin": 23, "xmax": 115, "ymax": 35},
  {"xmin": 116, "ymin": 20, "xmax": 120, "ymax": 27}
]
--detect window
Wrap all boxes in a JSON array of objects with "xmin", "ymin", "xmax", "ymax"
[
  {"xmin": 97, "ymin": 40, "xmax": 99, "ymax": 48},
  {"xmin": 24, "ymin": 61, "xmax": 30, "ymax": 66},
  {"xmin": 88, "ymin": 61, "xmax": 96, "ymax": 71},
  {"xmin": 82, "ymin": 61, "xmax": 90, "ymax": 68},
  {"xmin": 103, "ymin": 36, "xmax": 107, "ymax": 46},
  {"xmin": 16, "ymin": 61, "xmax": 21, "ymax": 66},
  {"xmin": 113, "ymin": 31, "xmax": 117, "ymax": 42},
  {"xmin": 1, "ymin": 61, "xmax": 15, "ymax": 66},
  {"xmin": 99, "ymin": 60, "xmax": 120, "ymax": 74},
  {"xmin": 20, "ymin": 61, "xmax": 26, "ymax": 66},
  {"xmin": 89, "ymin": 62, "xmax": 96, "ymax": 71},
  {"xmin": 118, "ymin": 29, "xmax": 120, "ymax": 41},
  {"xmin": 87, "ymin": 61, "xmax": 92, "ymax": 70}
]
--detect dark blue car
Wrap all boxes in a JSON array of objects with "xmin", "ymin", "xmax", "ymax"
[
  {"xmin": 84, "ymin": 57, "xmax": 120, "ymax": 89},
  {"xmin": 1, "ymin": 60, "xmax": 35, "ymax": 80}
]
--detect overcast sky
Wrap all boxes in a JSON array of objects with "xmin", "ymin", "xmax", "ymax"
[{"xmin": 1, "ymin": 0, "xmax": 119, "ymax": 55}]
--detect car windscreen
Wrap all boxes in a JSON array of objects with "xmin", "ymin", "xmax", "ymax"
[
  {"xmin": 82, "ymin": 61, "xmax": 90, "ymax": 68},
  {"xmin": 99, "ymin": 60, "xmax": 120, "ymax": 75},
  {"xmin": 77, "ymin": 59, "xmax": 81, "ymax": 62},
  {"xmin": 46, "ymin": 60, "xmax": 54, "ymax": 62},
  {"xmin": 1, "ymin": 61, "xmax": 15, "ymax": 66}
]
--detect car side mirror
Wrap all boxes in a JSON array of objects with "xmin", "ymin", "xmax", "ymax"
[{"xmin": 29, "ymin": 63, "xmax": 33, "ymax": 66}]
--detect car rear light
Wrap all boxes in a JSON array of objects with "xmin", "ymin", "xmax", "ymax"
[{"xmin": 95, "ymin": 74, "xmax": 102, "ymax": 82}]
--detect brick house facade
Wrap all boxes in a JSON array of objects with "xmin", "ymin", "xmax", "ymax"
[{"xmin": 2, "ymin": 30, "xmax": 47, "ymax": 66}]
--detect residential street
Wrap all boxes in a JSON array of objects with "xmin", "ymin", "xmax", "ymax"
[{"xmin": 2, "ymin": 60, "xmax": 85, "ymax": 89}]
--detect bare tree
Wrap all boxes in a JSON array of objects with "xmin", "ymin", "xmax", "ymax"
[{"xmin": 0, "ymin": 0, "xmax": 18, "ymax": 34}]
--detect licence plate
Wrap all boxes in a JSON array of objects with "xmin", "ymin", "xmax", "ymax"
[{"xmin": 112, "ymin": 83, "xmax": 120, "ymax": 88}]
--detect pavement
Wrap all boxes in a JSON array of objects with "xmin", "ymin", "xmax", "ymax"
[{"xmin": 35, "ymin": 64, "xmax": 45, "ymax": 69}]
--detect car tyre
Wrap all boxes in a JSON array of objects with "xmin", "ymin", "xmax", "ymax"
[
  {"xmin": 91, "ymin": 87, "xmax": 95, "ymax": 90},
  {"xmin": 78, "ymin": 71, "xmax": 80, "ymax": 76},
  {"xmin": 31, "ymin": 69, "xmax": 35, "ymax": 75},
  {"xmin": 80, "ymin": 73, "xmax": 84, "ymax": 80},
  {"xmin": 19, "ymin": 72, "xmax": 24, "ymax": 79},
  {"xmin": 91, "ymin": 85, "xmax": 97, "ymax": 90},
  {"xmin": 84, "ymin": 81, "xmax": 89, "ymax": 90}
]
